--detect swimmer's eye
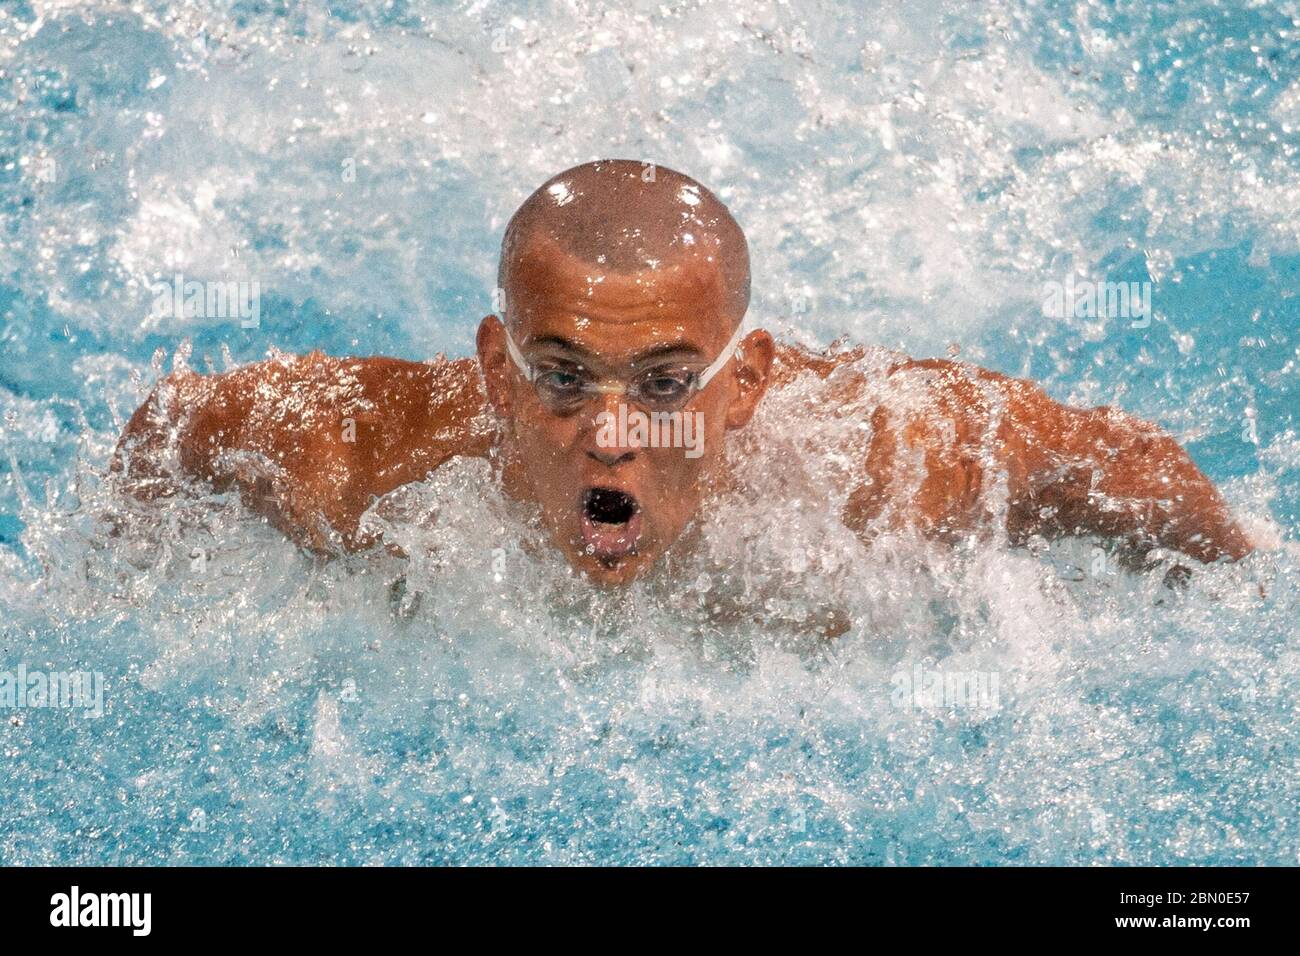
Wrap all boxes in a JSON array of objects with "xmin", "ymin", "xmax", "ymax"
[
  {"xmin": 535, "ymin": 369, "xmax": 584, "ymax": 391},
  {"xmin": 634, "ymin": 369, "xmax": 697, "ymax": 407},
  {"xmin": 533, "ymin": 368, "xmax": 591, "ymax": 407}
]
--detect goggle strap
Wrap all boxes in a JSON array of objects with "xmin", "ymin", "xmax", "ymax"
[
  {"xmin": 503, "ymin": 326, "xmax": 535, "ymax": 382},
  {"xmin": 696, "ymin": 322, "xmax": 745, "ymax": 390}
]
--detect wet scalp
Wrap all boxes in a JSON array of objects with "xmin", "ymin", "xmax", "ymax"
[{"xmin": 498, "ymin": 159, "xmax": 751, "ymax": 326}]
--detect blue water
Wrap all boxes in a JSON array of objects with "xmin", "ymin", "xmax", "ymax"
[{"xmin": 1, "ymin": 0, "xmax": 1297, "ymax": 864}]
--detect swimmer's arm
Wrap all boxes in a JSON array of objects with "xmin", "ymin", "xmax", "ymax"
[
  {"xmin": 847, "ymin": 359, "xmax": 1253, "ymax": 563},
  {"xmin": 951, "ymin": 363, "xmax": 1253, "ymax": 562},
  {"xmin": 992, "ymin": 374, "xmax": 1253, "ymax": 563},
  {"xmin": 112, "ymin": 353, "xmax": 490, "ymax": 552}
]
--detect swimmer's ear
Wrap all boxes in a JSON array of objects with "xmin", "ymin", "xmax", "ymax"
[
  {"xmin": 724, "ymin": 329, "xmax": 775, "ymax": 429},
  {"xmin": 476, "ymin": 315, "xmax": 513, "ymax": 417}
]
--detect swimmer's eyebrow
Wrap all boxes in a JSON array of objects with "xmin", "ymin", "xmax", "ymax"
[
  {"xmin": 629, "ymin": 341, "xmax": 705, "ymax": 365},
  {"xmin": 527, "ymin": 335, "xmax": 593, "ymax": 359},
  {"xmin": 526, "ymin": 335, "xmax": 705, "ymax": 366}
]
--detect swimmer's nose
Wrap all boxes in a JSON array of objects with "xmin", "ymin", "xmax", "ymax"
[
  {"xmin": 585, "ymin": 393, "xmax": 641, "ymax": 467},
  {"xmin": 588, "ymin": 448, "xmax": 635, "ymax": 467}
]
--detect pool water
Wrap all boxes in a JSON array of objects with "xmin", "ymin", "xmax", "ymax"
[{"xmin": 1, "ymin": 0, "xmax": 1297, "ymax": 865}]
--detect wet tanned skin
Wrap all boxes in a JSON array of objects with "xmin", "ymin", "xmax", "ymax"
[
  {"xmin": 116, "ymin": 353, "xmax": 494, "ymax": 553},
  {"xmin": 113, "ymin": 161, "xmax": 1254, "ymax": 580}
]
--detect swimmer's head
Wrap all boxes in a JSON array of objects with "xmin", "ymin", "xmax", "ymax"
[{"xmin": 478, "ymin": 160, "xmax": 775, "ymax": 584}]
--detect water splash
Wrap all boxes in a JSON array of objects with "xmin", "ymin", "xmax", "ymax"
[{"xmin": 0, "ymin": 0, "xmax": 1296, "ymax": 864}]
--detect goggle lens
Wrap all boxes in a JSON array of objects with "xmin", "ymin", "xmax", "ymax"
[{"xmin": 532, "ymin": 366, "xmax": 700, "ymax": 413}]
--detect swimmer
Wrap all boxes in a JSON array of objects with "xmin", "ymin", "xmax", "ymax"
[{"xmin": 113, "ymin": 160, "xmax": 1256, "ymax": 586}]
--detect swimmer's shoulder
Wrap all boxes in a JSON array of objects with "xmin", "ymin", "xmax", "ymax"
[
  {"xmin": 770, "ymin": 340, "xmax": 907, "ymax": 387},
  {"xmin": 263, "ymin": 351, "xmax": 492, "ymax": 458},
  {"xmin": 771, "ymin": 341, "xmax": 862, "ymax": 383},
  {"xmin": 346, "ymin": 353, "xmax": 493, "ymax": 458},
  {"xmin": 163, "ymin": 351, "xmax": 490, "ymax": 466},
  {"xmin": 339, "ymin": 353, "xmax": 486, "ymax": 413},
  {"xmin": 198, "ymin": 350, "xmax": 485, "ymax": 415}
]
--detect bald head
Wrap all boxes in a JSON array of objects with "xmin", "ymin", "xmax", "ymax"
[{"xmin": 498, "ymin": 160, "xmax": 750, "ymax": 329}]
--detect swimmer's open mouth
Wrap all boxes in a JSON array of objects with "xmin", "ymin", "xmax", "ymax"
[
  {"xmin": 580, "ymin": 487, "xmax": 643, "ymax": 560},
  {"xmin": 585, "ymin": 487, "xmax": 638, "ymax": 524}
]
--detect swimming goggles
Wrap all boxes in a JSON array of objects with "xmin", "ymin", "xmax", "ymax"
[{"xmin": 503, "ymin": 321, "xmax": 745, "ymax": 414}]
